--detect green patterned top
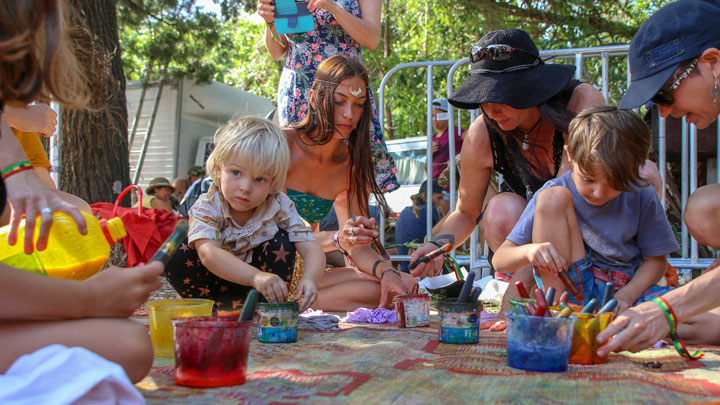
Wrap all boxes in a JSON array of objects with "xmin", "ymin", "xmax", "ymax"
[{"xmin": 286, "ymin": 188, "xmax": 335, "ymax": 224}]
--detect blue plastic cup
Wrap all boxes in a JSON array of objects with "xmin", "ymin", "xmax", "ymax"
[{"xmin": 505, "ymin": 311, "xmax": 575, "ymax": 372}]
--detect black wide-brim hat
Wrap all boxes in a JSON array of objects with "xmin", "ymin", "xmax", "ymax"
[{"xmin": 449, "ymin": 29, "xmax": 576, "ymax": 110}]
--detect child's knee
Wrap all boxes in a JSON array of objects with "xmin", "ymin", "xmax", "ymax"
[
  {"xmin": 483, "ymin": 197, "xmax": 525, "ymax": 239},
  {"xmin": 536, "ymin": 186, "xmax": 573, "ymax": 216},
  {"xmin": 121, "ymin": 321, "xmax": 155, "ymax": 383}
]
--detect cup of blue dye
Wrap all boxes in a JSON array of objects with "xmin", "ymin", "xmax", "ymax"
[
  {"xmin": 437, "ymin": 299, "xmax": 481, "ymax": 344},
  {"xmin": 256, "ymin": 302, "xmax": 299, "ymax": 343},
  {"xmin": 505, "ymin": 311, "xmax": 575, "ymax": 372}
]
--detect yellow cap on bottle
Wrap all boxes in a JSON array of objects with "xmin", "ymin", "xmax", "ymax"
[{"xmin": 104, "ymin": 217, "xmax": 127, "ymax": 244}]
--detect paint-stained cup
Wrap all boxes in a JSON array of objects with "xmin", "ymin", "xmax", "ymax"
[
  {"xmin": 437, "ymin": 299, "xmax": 481, "ymax": 344},
  {"xmin": 172, "ymin": 316, "xmax": 252, "ymax": 387},
  {"xmin": 509, "ymin": 297, "xmax": 537, "ymax": 315},
  {"xmin": 569, "ymin": 312, "xmax": 613, "ymax": 364},
  {"xmin": 394, "ymin": 293, "xmax": 430, "ymax": 328},
  {"xmin": 256, "ymin": 302, "xmax": 299, "ymax": 343},
  {"xmin": 147, "ymin": 298, "xmax": 214, "ymax": 358},
  {"xmin": 505, "ymin": 311, "xmax": 575, "ymax": 372}
]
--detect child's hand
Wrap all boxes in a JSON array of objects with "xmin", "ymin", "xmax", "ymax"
[
  {"xmin": 294, "ymin": 278, "xmax": 318, "ymax": 312},
  {"xmin": 612, "ymin": 290, "xmax": 633, "ymax": 316},
  {"xmin": 253, "ymin": 272, "xmax": 289, "ymax": 303},
  {"xmin": 525, "ymin": 242, "xmax": 566, "ymax": 276},
  {"xmin": 85, "ymin": 262, "xmax": 163, "ymax": 317}
]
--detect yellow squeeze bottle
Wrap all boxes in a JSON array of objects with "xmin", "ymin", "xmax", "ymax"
[{"xmin": 0, "ymin": 211, "xmax": 126, "ymax": 280}]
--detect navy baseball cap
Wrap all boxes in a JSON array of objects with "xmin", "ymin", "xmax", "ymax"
[{"xmin": 619, "ymin": 0, "xmax": 720, "ymax": 109}]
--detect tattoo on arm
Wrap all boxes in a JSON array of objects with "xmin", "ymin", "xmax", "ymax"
[{"xmin": 433, "ymin": 234, "xmax": 455, "ymax": 246}]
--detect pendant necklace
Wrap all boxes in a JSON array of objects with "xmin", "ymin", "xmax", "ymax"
[{"xmin": 522, "ymin": 117, "xmax": 542, "ymax": 151}]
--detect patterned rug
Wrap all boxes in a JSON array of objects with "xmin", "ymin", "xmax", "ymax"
[{"xmin": 134, "ymin": 312, "xmax": 720, "ymax": 404}]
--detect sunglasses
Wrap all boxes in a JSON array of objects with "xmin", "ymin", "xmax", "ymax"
[
  {"xmin": 469, "ymin": 44, "xmax": 541, "ymax": 63},
  {"xmin": 650, "ymin": 58, "xmax": 698, "ymax": 106}
]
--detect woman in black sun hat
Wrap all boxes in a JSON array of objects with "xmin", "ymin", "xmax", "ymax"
[{"xmin": 409, "ymin": 29, "xmax": 662, "ymax": 330}]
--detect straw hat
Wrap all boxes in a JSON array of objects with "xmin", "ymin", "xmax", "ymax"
[{"xmin": 146, "ymin": 177, "xmax": 175, "ymax": 195}]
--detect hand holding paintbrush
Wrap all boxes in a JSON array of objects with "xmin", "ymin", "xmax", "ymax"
[{"xmin": 408, "ymin": 243, "xmax": 452, "ymax": 270}]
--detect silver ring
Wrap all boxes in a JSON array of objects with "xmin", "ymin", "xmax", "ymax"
[
  {"xmin": 351, "ymin": 215, "xmax": 357, "ymax": 223},
  {"xmin": 348, "ymin": 230, "xmax": 355, "ymax": 237},
  {"xmin": 40, "ymin": 208, "xmax": 53, "ymax": 215}
]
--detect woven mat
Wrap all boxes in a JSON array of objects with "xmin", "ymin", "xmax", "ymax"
[{"xmin": 133, "ymin": 311, "xmax": 720, "ymax": 404}]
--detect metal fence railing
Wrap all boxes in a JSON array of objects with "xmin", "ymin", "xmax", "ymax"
[{"xmin": 378, "ymin": 44, "xmax": 718, "ymax": 276}]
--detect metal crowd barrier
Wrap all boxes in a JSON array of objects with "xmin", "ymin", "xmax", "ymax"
[{"xmin": 377, "ymin": 44, "xmax": 718, "ymax": 275}]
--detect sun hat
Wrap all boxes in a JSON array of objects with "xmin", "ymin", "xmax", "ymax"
[
  {"xmin": 432, "ymin": 98, "xmax": 449, "ymax": 112},
  {"xmin": 448, "ymin": 29, "xmax": 576, "ymax": 110},
  {"xmin": 146, "ymin": 177, "xmax": 175, "ymax": 195},
  {"xmin": 619, "ymin": 0, "xmax": 720, "ymax": 109}
]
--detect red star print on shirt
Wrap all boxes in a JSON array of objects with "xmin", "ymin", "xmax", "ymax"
[
  {"xmin": 180, "ymin": 243, "xmax": 189, "ymax": 252},
  {"xmin": 198, "ymin": 287, "xmax": 210, "ymax": 297},
  {"xmin": 182, "ymin": 278, "xmax": 191, "ymax": 285}
]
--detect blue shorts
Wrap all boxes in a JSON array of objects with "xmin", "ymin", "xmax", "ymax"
[{"xmin": 532, "ymin": 251, "xmax": 674, "ymax": 306}]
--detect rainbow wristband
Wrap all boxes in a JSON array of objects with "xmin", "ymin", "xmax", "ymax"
[
  {"xmin": 651, "ymin": 296, "xmax": 703, "ymax": 359},
  {"xmin": 1, "ymin": 160, "xmax": 33, "ymax": 180},
  {"xmin": 265, "ymin": 21, "xmax": 285, "ymax": 47}
]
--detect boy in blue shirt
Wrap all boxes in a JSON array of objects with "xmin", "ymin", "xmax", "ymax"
[{"xmin": 493, "ymin": 106, "xmax": 678, "ymax": 313}]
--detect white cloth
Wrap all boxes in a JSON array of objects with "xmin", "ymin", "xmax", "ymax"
[
  {"xmin": 0, "ymin": 344, "xmax": 144, "ymax": 405},
  {"xmin": 477, "ymin": 279, "xmax": 509, "ymax": 307}
]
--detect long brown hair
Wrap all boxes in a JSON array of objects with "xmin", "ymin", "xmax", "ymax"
[
  {"xmin": 0, "ymin": 0, "xmax": 88, "ymax": 107},
  {"xmin": 293, "ymin": 54, "xmax": 386, "ymax": 216}
]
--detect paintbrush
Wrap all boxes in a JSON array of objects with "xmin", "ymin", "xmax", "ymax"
[
  {"xmin": 356, "ymin": 223, "xmax": 390, "ymax": 261},
  {"xmin": 559, "ymin": 291, "xmax": 570, "ymax": 305},
  {"xmin": 238, "ymin": 289, "xmax": 259, "ymax": 322},
  {"xmin": 600, "ymin": 281, "xmax": 615, "ymax": 308},
  {"xmin": 556, "ymin": 307, "xmax": 574, "ymax": 318},
  {"xmin": 457, "ymin": 271, "xmax": 476, "ymax": 303},
  {"xmin": 408, "ymin": 243, "xmax": 452, "ymax": 270},
  {"xmin": 533, "ymin": 288, "xmax": 548, "ymax": 317},
  {"xmin": 597, "ymin": 298, "xmax": 618, "ymax": 314},
  {"xmin": 580, "ymin": 298, "xmax": 598, "ymax": 314},
  {"xmin": 469, "ymin": 287, "xmax": 482, "ymax": 303},
  {"xmin": 545, "ymin": 286, "xmax": 556, "ymax": 306},
  {"xmin": 515, "ymin": 281, "xmax": 530, "ymax": 299},
  {"xmin": 557, "ymin": 270, "xmax": 583, "ymax": 302}
]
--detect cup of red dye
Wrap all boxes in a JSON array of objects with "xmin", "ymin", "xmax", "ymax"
[
  {"xmin": 505, "ymin": 311, "xmax": 575, "ymax": 372},
  {"xmin": 172, "ymin": 316, "xmax": 252, "ymax": 387},
  {"xmin": 394, "ymin": 293, "xmax": 430, "ymax": 328}
]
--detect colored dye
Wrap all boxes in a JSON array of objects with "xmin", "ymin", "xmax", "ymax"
[
  {"xmin": 505, "ymin": 312, "xmax": 575, "ymax": 372},
  {"xmin": 147, "ymin": 299, "xmax": 214, "ymax": 358},
  {"xmin": 256, "ymin": 302, "xmax": 299, "ymax": 343},
  {"xmin": 569, "ymin": 312, "xmax": 613, "ymax": 365},
  {"xmin": 172, "ymin": 316, "xmax": 252, "ymax": 387},
  {"xmin": 437, "ymin": 300, "xmax": 481, "ymax": 344},
  {"xmin": 395, "ymin": 293, "xmax": 430, "ymax": 328}
]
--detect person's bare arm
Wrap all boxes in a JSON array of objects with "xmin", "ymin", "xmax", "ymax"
[
  {"xmin": 4, "ymin": 104, "xmax": 57, "ymax": 136},
  {"xmin": 0, "ymin": 262, "xmax": 163, "ymax": 319},
  {"xmin": 294, "ymin": 239, "xmax": 326, "ymax": 311},
  {"xmin": 613, "ymin": 255, "xmax": 667, "ymax": 314},
  {"xmin": 256, "ymin": 0, "xmax": 288, "ymax": 60},
  {"xmin": 410, "ymin": 116, "xmax": 494, "ymax": 277},
  {"xmin": 308, "ymin": 0, "xmax": 382, "ymax": 50},
  {"xmin": 150, "ymin": 197, "xmax": 173, "ymax": 213}
]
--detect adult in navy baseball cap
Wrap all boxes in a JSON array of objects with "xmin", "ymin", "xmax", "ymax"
[
  {"xmin": 619, "ymin": 0, "xmax": 720, "ymax": 130},
  {"xmin": 602, "ymin": 0, "xmax": 720, "ymax": 360}
]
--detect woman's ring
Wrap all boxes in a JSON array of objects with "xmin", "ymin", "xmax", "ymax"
[
  {"xmin": 348, "ymin": 230, "xmax": 355, "ymax": 237},
  {"xmin": 351, "ymin": 215, "xmax": 357, "ymax": 223},
  {"xmin": 40, "ymin": 208, "xmax": 53, "ymax": 215}
]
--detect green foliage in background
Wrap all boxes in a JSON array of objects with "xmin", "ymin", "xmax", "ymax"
[{"xmin": 118, "ymin": 0, "xmax": 674, "ymax": 139}]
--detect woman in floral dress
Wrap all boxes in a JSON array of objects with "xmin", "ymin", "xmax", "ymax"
[{"xmin": 257, "ymin": 0, "xmax": 398, "ymax": 193}]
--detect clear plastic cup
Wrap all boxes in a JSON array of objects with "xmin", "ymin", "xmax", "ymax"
[
  {"xmin": 172, "ymin": 316, "xmax": 252, "ymax": 387},
  {"xmin": 147, "ymin": 298, "xmax": 214, "ymax": 357},
  {"xmin": 506, "ymin": 311, "xmax": 575, "ymax": 372},
  {"xmin": 394, "ymin": 293, "xmax": 430, "ymax": 328}
]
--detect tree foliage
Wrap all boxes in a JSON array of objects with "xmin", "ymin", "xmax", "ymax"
[{"xmin": 117, "ymin": 0, "xmax": 674, "ymax": 139}]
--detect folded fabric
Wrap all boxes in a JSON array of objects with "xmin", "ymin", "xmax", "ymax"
[
  {"xmin": 346, "ymin": 307, "xmax": 397, "ymax": 324},
  {"xmin": 298, "ymin": 309, "xmax": 341, "ymax": 330},
  {"xmin": 0, "ymin": 344, "xmax": 144, "ymax": 405}
]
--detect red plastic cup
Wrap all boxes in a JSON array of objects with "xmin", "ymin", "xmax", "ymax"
[{"xmin": 172, "ymin": 316, "xmax": 252, "ymax": 387}]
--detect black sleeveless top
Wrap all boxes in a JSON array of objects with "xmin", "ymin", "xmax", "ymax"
[{"xmin": 488, "ymin": 80, "xmax": 581, "ymax": 201}]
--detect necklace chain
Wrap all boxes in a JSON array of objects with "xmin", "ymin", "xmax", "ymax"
[{"xmin": 522, "ymin": 117, "xmax": 542, "ymax": 151}]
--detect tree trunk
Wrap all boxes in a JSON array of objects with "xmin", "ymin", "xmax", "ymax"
[{"xmin": 61, "ymin": 0, "xmax": 130, "ymax": 204}]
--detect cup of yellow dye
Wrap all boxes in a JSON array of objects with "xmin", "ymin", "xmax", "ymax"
[
  {"xmin": 147, "ymin": 298, "xmax": 214, "ymax": 357},
  {"xmin": 256, "ymin": 302, "xmax": 299, "ymax": 343},
  {"xmin": 568, "ymin": 312, "xmax": 614, "ymax": 364},
  {"xmin": 394, "ymin": 293, "xmax": 430, "ymax": 328}
]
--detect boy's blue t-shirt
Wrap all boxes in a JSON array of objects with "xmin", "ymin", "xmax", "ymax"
[
  {"xmin": 395, "ymin": 204, "xmax": 440, "ymax": 272},
  {"xmin": 507, "ymin": 171, "xmax": 679, "ymax": 278}
]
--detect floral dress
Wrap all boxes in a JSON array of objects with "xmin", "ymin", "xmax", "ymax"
[{"xmin": 277, "ymin": 0, "xmax": 399, "ymax": 192}]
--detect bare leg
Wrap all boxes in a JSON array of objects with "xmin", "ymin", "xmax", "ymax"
[
  {"xmin": 532, "ymin": 187, "xmax": 586, "ymax": 295},
  {"xmin": 684, "ymin": 184, "xmax": 720, "ymax": 250},
  {"xmin": 0, "ymin": 318, "xmax": 153, "ymax": 383},
  {"xmin": 314, "ymin": 268, "xmax": 381, "ymax": 312}
]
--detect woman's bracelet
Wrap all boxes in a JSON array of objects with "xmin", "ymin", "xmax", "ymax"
[
  {"xmin": 428, "ymin": 240, "xmax": 442, "ymax": 248},
  {"xmin": 264, "ymin": 20, "xmax": 286, "ymax": 47},
  {"xmin": 380, "ymin": 268, "xmax": 401, "ymax": 280},
  {"xmin": 334, "ymin": 229, "xmax": 358, "ymax": 271},
  {"xmin": 372, "ymin": 259, "xmax": 385, "ymax": 278},
  {"xmin": 650, "ymin": 296, "xmax": 703, "ymax": 359},
  {"xmin": 1, "ymin": 160, "xmax": 33, "ymax": 180}
]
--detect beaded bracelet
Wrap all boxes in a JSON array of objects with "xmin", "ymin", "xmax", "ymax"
[
  {"xmin": 333, "ymin": 229, "xmax": 358, "ymax": 271},
  {"xmin": 265, "ymin": 21, "xmax": 286, "ymax": 47},
  {"xmin": 651, "ymin": 296, "xmax": 703, "ymax": 359},
  {"xmin": 1, "ymin": 160, "xmax": 33, "ymax": 180},
  {"xmin": 428, "ymin": 240, "xmax": 442, "ymax": 248}
]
